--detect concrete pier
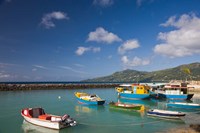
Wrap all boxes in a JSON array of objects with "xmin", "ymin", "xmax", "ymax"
[{"xmin": 0, "ymin": 83, "xmax": 120, "ymax": 91}]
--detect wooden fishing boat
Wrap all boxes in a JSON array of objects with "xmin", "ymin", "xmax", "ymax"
[
  {"xmin": 115, "ymin": 84, "xmax": 151, "ymax": 99},
  {"xmin": 167, "ymin": 102, "xmax": 200, "ymax": 109},
  {"xmin": 21, "ymin": 107, "xmax": 76, "ymax": 130},
  {"xmin": 157, "ymin": 83, "xmax": 194, "ymax": 100},
  {"xmin": 109, "ymin": 101, "xmax": 145, "ymax": 111},
  {"xmin": 74, "ymin": 92, "xmax": 105, "ymax": 105},
  {"xmin": 147, "ymin": 109, "xmax": 185, "ymax": 119}
]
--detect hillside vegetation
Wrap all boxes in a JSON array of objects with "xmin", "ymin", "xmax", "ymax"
[{"xmin": 83, "ymin": 62, "xmax": 200, "ymax": 82}]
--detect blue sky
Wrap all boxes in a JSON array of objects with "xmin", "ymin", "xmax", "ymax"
[{"xmin": 0, "ymin": 0, "xmax": 200, "ymax": 82}]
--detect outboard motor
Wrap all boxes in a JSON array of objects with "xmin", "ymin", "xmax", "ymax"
[{"xmin": 61, "ymin": 114, "xmax": 77, "ymax": 127}]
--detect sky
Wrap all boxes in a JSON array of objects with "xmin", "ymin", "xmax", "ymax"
[{"xmin": 0, "ymin": 0, "xmax": 200, "ymax": 82}]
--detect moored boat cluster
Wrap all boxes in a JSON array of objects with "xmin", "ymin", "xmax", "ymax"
[{"xmin": 20, "ymin": 82, "xmax": 200, "ymax": 131}]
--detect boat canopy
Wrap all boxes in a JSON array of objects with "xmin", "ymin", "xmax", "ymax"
[
  {"xmin": 30, "ymin": 108, "xmax": 45, "ymax": 118},
  {"xmin": 119, "ymin": 84, "xmax": 132, "ymax": 87},
  {"xmin": 164, "ymin": 86, "xmax": 188, "ymax": 89}
]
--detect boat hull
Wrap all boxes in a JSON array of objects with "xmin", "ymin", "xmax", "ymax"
[
  {"xmin": 147, "ymin": 109, "xmax": 185, "ymax": 119},
  {"xmin": 22, "ymin": 115, "xmax": 66, "ymax": 130},
  {"xmin": 167, "ymin": 102, "xmax": 200, "ymax": 109},
  {"xmin": 76, "ymin": 97, "xmax": 105, "ymax": 105},
  {"xmin": 147, "ymin": 113, "xmax": 183, "ymax": 119},
  {"xmin": 158, "ymin": 93, "xmax": 194, "ymax": 100},
  {"xmin": 22, "ymin": 120, "xmax": 60, "ymax": 133},
  {"xmin": 109, "ymin": 103, "xmax": 142, "ymax": 110},
  {"xmin": 118, "ymin": 92, "xmax": 150, "ymax": 100}
]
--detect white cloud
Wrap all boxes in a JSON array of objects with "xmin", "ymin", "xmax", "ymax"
[
  {"xmin": 121, "ymin": 56, "xmax": 129, "ymax": 64},
  {"xmin": 154, "ymin": 13, "xmax": 200, "ymax": 58},
  {"xmin": 5, "ymin": 0, "xmax": 12, "ymax": 3},
  {"xmin": 108, "ymin": 55, "xmax": 112, "ymax": 59},
  {"xmin": 0, "ymin": 62, "xmax": 14, "ymax": 68},
  {"xmin": 93, "ymin": 0, "xmax": 113, "ymax": 7},
  {"xmin": 33, "ymin": 65, "xmax": 48, "ymax": 70},
  {"xmin": 118, "ymin": 39, "xmax": 140, "ymax": 54},
  {"xmin": 59, "ymin": 66, "xmax": 87, "ymax": 74},
  {"xmin": 0, "ymin": 62, "xmax": 20, "ymax": 69},
  {"xmin": 136, "ymin": 0, "xmax": 143, "ymax": 7},
  {"xmin": 87, "ymin": 27, "xmax": 122, "ymax": 44},
  {"xmin": 75, "ymin": 47, "xmax": 90, "ymax": 56},
  {"xmin": 92, "ymin": 47, "xmax": 101, "ymax": 52},
  {"xmin": 59, "ymin": 66, "xmax": 72, "ymax": 70},
  {"xmin": 121, "ymin": 56, "xmax": 150, "ymax": 68},
  {"xmin": 41, "ymin": 11, "xmax": 69, "ymax": 29},
  {"xmin": 75, "ymin": 46, "xmax": 101, "ymax": 56},
  {"xmin": 74, "ymin": 64, "xmax": 85, "ymax": 68},
  {"xmin": 160, "ymin": 16, "xmax": 176, "ymax": 27},
  {"xmin": 0, "ymin": 72, "xmax": 10, "ymax": 78},
  {"xmin": 32, "ymin": 68, "xmax": 37, "ymax": 72}
]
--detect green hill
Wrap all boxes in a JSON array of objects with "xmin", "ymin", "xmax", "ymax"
[{"xmin": 83, "ymin": 62, "xmax": 200, "ymax": 82}]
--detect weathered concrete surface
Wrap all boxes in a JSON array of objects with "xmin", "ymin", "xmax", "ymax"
[{"xmin": 0, "ymin": 83, "xmax": 119, "ymax": 91}]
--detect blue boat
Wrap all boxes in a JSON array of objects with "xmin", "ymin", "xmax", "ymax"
[
  {"xmin": 157, "ymin": 83, "xmax": 194, "ymax": 100},
  {"xmin": 167, "ymin": 102, "xmax": 200, "ymax": 109},
  {"xmin": 74, "ymin": 92, "xmax": 105, "ymax": 105},
  {"xmin": 115, "ymin": 84, "xmax": 151, "ymax": 100},
  {"xmin": 147, "ymin": 109, "xmax": 185, "ymax": 119},
  {"xmin": 158, "ymin": 93, "xmax": 194, "ymax": 100}
]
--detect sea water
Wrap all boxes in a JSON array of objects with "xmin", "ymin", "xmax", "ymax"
[{"xmin": 0, "ymin": 88, "xmax": 200, "ymax": 133}]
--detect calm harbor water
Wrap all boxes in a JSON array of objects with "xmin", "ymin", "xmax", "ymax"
[{"xmin": 0, "ymin": 88, "xmax": 200, "ymax": 133}]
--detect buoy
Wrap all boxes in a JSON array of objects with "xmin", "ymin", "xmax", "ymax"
[{"xmin": 58, "ymin": 96, "xmax": 61, "ymax": 99}]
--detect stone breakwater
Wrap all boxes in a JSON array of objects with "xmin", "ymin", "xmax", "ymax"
[{"xmin": 0, "ymin": 83, "xmax": 120, "ymax": 91}]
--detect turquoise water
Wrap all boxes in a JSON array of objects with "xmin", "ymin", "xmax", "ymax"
[{"xmin": 0, "ymin": 88, "xmax": 200, "ymax": 133}]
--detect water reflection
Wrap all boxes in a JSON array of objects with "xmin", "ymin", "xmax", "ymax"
[
  {"xmin": 182, "ymin": 113, "xmax": 200, "ymax": 125},
  {"xmin": 167, "ymin": 99, "xmax": 193, "ymax": 103},
  {"xmin": 109, "ymin": 107, "xmax": 145, "ymax": 118},
  {"xmin": 167, "ymin": 105, "xmax": 200, "ymax": 113},
  {"xmin": 165, "ymin": 98, "xmax": 200, "ymax": 112},
  {"xmin": 118, "ymin": 98, "xmax": 157, "ymax": 107},
  {"xmin": 75, "ymin": 104, "xmax": 105, "ymax": 113},
  {"xmin": 147, "ymin": 115, "xmax": 185, "ymax": 123},
  {"xmin": 192, "ymin": 93, "xmax": 200, "ymax": 104},
  {"xmin": 22, "ymin": 120, "xmax": 60, "ymax": 133},
  {"xmin": 116, "ymin": 97, "xmax": 200, "ymax": 111}
]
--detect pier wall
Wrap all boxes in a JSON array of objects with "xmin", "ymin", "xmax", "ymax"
[{"xmin": 0, "ymin": 83, "xmax": 119, "ymax": 91}]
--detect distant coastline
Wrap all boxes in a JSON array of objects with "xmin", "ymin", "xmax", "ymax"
[{"xmin": 0, "ymin": 81, "xmax": 126, "ymax": 84}]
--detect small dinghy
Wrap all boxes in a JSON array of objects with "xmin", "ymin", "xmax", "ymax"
[
  {"xmin": 109, "ymin": 102, "xmax": 145, "ymax": 111},
  {"xmin": 74, "ymin": 92, "xmax": 105, "ymax": 105},
  {"xmin": 21, "ymin": 107, "xmax": 76, "ymax": 130},
  {"xmin": 147, "ymin": 109, "xmax": 185, "ymax": 119}
]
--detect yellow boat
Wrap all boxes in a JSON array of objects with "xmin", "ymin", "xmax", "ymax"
[
  {"xmin": 116, "ymin": 84, "xmax": 150, "ymax": 99},
  {"xmin": 74, "ymin": 92, "xmax": 105, "ymax": 105}
]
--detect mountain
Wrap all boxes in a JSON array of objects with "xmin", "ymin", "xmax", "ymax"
[{"xmin": 83, "ymin": 62, "xmax": 200, "ymax": 82}]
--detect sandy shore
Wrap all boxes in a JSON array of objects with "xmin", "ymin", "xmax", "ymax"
[{"xmin": 162, "ymin": 125, "xmax": 200, "ymax": 133}]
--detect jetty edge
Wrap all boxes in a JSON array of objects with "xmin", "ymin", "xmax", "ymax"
[{"xmin": 0, "ymin": 83, "xmax": 120, "ymax": 91}]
